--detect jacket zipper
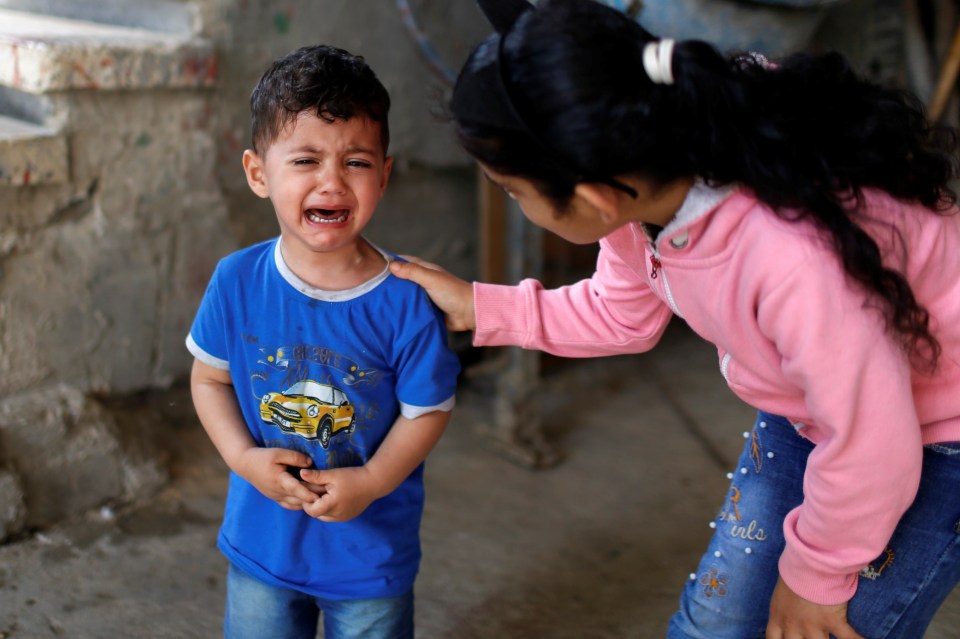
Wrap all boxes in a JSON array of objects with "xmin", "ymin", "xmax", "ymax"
[{"xmin": 648, "ymin": 241, "xmax": 682, "ymax": 318}]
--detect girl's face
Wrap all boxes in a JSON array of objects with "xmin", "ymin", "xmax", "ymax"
[
  {"xmin": 480, "ymin": 164, "xmax": 619, "ymax": 245},
  {"xmin": 480, "ymin": 164, "xmax": 691, "ymax": 244}
]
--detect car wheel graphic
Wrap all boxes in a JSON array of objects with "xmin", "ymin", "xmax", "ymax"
[{"xmin": 318, "ymin": 416, "xmax": 333, "ymax": 448}]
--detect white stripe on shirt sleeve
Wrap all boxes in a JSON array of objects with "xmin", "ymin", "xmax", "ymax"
[
  {"xmin": 399, "ymin": 395, "xmax": 456, "ymax": 420},
  {"xmin": 185, "ymin": 334, "xmax": 230, "ymax": 370}
]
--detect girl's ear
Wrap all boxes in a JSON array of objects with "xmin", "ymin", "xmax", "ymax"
[
  {"xmin": 242, "ymin": 149, "xmax": 269, "ymax": 199},
  {"xmin": 574, "ymin": 182, "xmax": 623, "ymax": 225}
]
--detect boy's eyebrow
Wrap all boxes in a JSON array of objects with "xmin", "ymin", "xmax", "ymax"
[
  {"xmin": 345, "ymin": 145, "xmax": 379, "ymax": 155},
  {"xmin": 286, "ymin": 145, "xmax": 379, "ymax": 155}
]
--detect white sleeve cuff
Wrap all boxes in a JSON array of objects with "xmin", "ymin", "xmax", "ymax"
[
  {"xmin": 399, "ymin": 395, "xmax": 456, "ymax": 420},
  {"xmin": 185, "ymin": 334, "xmax": 229, "ymax": 370}
]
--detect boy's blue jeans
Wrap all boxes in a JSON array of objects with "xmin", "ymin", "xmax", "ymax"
[
  {"xmin": 669, "ymin": 411, "xmax": 960, "ymax": 639},
  {"xmin": 224, "ymin": 563, "xmax": 414, "ymax": 639}
]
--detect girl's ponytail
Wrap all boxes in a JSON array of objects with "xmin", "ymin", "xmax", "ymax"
[{"xmin": 675, "ymin": 47, "xmax": 956, "ymax": 369}]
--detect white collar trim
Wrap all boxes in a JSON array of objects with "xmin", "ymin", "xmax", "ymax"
[
  {"xmin": 274, "ymin": 238, "xmax": 392, "ymax": 302},
  {"xmin": 660, "ymin": 180, "xmax": 735, "ymax": 237}
]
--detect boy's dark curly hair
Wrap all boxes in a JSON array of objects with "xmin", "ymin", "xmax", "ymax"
[
  {"xmin": 250, "ymin": 44, "xmax": 391, "ymax": 156},
  {"xmin": 451, "ymin": 0, "xmax": 959, "ymax": 370}
]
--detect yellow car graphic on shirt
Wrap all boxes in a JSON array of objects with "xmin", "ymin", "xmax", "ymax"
[{"xmin": 259, "ymin": 380, "xmax": 356, "ymax": 448}]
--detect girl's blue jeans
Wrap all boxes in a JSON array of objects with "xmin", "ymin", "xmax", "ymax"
[
  {"xmin": 224, "ymin": 563, "xmax": 413, "ymax": 639},
  {"xmin": 669, "ymin": 411, "xmax": 960, "ymax": 639}
]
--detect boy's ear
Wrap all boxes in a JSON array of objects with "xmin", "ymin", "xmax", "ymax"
[
  {"xmin": 380, "ymin": 156, "xmax": 394, "ymax": 195},
  {"xmin": 574, "ymin": 182, "xmax": 623, "ymax": 225},
  {"xmin": 242, "ymin": 149, "xmax": 269, "ymax": 199}
]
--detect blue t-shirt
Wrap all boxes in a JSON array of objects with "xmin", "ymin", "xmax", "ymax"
[{"xmin": 186, "ymin": 238, "xmax": 460, "ymax": 600}]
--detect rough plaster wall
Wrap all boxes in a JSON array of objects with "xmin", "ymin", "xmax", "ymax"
[
  {"xmin": 0, "ymin": 86, "xmax": 233, "ymax": 538},
  {"xmin": 1, "ymin": 90, "xmax": 235, "ymax": 397},
  {"xmin": 0, "ymin": 469, "xmax": 25, "ymax": 540},
  {"xmin": 0, "ymin": 384, "xmax": 168, "ymax": 531}
]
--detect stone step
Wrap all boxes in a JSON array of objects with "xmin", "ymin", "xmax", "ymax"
[
  {"xmin": 0, "ymin": 112, "xmax": 67, "ymax": 185},
  {"xmin": 0, "ymin": 0, "xmax": 197, "ymax": 36},
  {"xmin": 0, "ymin": 8, "xmax": 216, "ymax": 94}
]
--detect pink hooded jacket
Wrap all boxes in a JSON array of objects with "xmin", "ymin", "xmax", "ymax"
[{"xmin": 472, "ymin": 183, "xmax": 960, "ymax": 605}]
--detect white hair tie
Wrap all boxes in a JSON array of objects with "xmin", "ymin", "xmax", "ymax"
[{"xmin": 643, "ymin": 39, "xmax": 675, "ymax": 85}]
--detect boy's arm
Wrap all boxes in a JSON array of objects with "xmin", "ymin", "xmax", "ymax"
[
  {"xmin": 301, "ymin": 409, "xmax": 452, "ymax": 522},
  {"xmin": 190, "ymin": 359, "xmax": 321, "ymax": 509}
]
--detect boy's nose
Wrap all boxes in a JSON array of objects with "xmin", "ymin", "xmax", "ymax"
[{"xmin": 316, "ymin": 167, "xmax": 347, "ymax": 194}]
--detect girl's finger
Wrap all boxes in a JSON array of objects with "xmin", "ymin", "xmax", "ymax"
[{"xmin": 395, "ymin": 254, "xmax": 445, "ymax": 271}]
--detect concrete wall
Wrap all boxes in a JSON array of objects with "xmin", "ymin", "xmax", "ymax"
[{"xmin": 0, "ymin": 0, "xmax": 488, "ymax": 540}]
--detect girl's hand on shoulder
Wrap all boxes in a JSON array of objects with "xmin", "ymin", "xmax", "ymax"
[
  {"xmin": 389, "ymin": 256, "xmax": 476, "ymax": 331},
  {"xmin": 767, "ymin": 576, "xmax": 864, "ymax": 639},
  {"xmin": 235, "ymin": 447, "xmax": 320, "ymax": 510},
  {"xmin": 299, "ymin": 467, "xmax": 379, "ymax": 522}
]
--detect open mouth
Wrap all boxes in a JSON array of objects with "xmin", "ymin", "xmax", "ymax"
[{"xmin": 306, "ymin": 208, "xmax": 349, "ymax": 224}]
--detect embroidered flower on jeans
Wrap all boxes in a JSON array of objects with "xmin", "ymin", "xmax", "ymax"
[{"xmin": 699, "ymin": 568, "xmax": 729, "ymax": 597}]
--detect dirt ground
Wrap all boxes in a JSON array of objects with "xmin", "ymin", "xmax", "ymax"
[{"xmin": 1, "ymin": 323, "xmax": 958, "ymax": 638}]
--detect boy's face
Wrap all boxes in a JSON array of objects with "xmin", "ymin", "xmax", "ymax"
[{"xmin": 243, "ymin": 111, "xmax": 392, "ymax": 261}]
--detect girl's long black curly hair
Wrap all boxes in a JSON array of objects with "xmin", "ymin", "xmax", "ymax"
[{"xmin": 451, "ymin": 0, "xmax": 959, "ymax": 370}]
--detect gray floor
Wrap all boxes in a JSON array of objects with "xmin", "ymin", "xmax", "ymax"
[{"xmin": 0, "ymin": 322, "xmax": 957, "ymax": 638}]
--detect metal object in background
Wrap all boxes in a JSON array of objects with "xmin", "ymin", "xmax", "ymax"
[
  {"xmin": 627, "ymin": 0, "xmax": 835, "ymax": 57},
  {"xmin": 486, "ymin": 192, "xmax": 561, "ymax": 468},
  {"xmin": 601, "ymin": 0, "xmax": 645, "ymax": 18},
  {"xmin": 475, "ymin": 171, "xmax": 560, "ymax": 468},
  {"xmin": 908, "ymin": 0, "xmax": 960, "ymax": 123},
  {"xmin": 929, "ymin": 25, "xmax": 960, "ymax": 121},
  {"xmin": 396, "ymin": 0, "xmax": 559, "ymax": 467},
  {"xmin": 395, "ymin": 0, "xmax": 457, "ymax": 86}
]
